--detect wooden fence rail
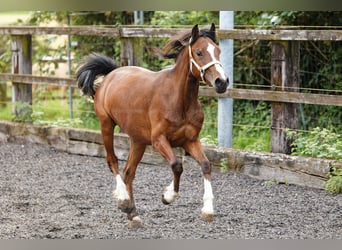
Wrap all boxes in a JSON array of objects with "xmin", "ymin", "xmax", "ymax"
[
  {"xmin": 0, "ymin": 25, "xmax": 341, "ymax": 40},
  {"xmin": 0, "ymin": 25, "xmax": 341, "ymax": 154},
  {"xmin": 1, "ymin": 73, "xmax": 341, "ymax": 107}
]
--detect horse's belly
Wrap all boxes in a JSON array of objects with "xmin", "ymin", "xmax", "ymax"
[{"xmin": 115, "ymin": 114, "xmax": 152, "ymax": 144}]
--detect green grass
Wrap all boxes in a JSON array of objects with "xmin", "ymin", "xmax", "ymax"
[
  {"xmin": 0, "ymin": 85, "xmax": 98, "ymax": 129},
  {"xmin": 1, "ymin": 98, "xmax": 74, "ymax": 123},
  {"xmin": 0, "ymin": 103, "xmax": 11, "ymax": 120},
  {"xmin": 200, "ymin": 98, "xmax": 271, "ymax": 152},
  {"xmin": 233, "ymin": 128, "xmax": 270, "ymax": 152}
]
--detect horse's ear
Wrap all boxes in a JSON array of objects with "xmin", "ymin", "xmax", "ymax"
[
  {"xmin": 210, "ymin": 23, "xmax": 215, "ymax": 32},
  {"xmin": 191, "ymin": 24, "xmax": 199, "ymax": 44},
  {"xmin": 210, "ymin": 23, "xmax": 216, "ymax": 40}
]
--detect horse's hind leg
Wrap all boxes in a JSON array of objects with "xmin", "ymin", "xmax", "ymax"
[
  {"xmin": 122, "ymin": 139, "xmax": 146, "ymax": 227},
  {"xmin": 98, "ymin": 117, "xmax": 130, "ymax": 213}
]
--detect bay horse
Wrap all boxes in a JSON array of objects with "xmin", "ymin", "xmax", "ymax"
[{"xmin": 76, "ymin": 23, "xmax": 228, "ymax": 227}]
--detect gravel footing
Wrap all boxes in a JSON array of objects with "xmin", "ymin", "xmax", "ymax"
[{"xmin": 0, "ymin": 142, "xmax": 341, "ymax": 239}]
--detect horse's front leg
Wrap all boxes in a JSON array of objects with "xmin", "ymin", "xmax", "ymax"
[
  {"xmin": 152, "ymin": 135, "xmax": 183, "ymax": 205},
  {"xmin": 183, "ymin": 140, "xmax": 214, "ymax": 222}
]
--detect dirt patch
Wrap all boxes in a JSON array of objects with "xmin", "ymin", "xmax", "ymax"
[{"xmin": 0, "ymin": 142, "xmax": 341, "ymax": 239}]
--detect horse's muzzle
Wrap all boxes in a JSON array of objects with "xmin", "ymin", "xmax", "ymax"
[{"xmin": 214, "ymin": 77, "xmax": 229, "ymax": 94}]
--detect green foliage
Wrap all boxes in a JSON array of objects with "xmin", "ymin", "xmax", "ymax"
[
  {"xmin": 12, "ymin": 102, "xmax": 33, "ymax": 123},
  {"xmin": 0, "ymin": 36, "xmax": 11, "ymax": 72},
  {"xmin": 200, "ymin": 99, "xmax": 271, "ymax": 152},
  {"xmin": 287, "ymin": 127, "xmax": 342, "ymax": 194},
  {"xmin": 234, "ymin": 11, "xmax": 342, "ymax": 135},
  {"xmin": 32, "ymin": 110, "xmax": 82, "ymax": 127},
  {"xmin": 0, "ymin": 34, "xmax": 11, "ymax": 109},
  {"xmin": 150, "ymin": 11, "xmax": 219, "ymax": 26},
  {"xmin": 27, "ymin": 11, "xmax": 68, "ymax": 25},
  {"xmin": 219, "ymin": 158, "xmax": 228, "ymax": 174},
  {"xmin": 288, "ymin": 127, "xmax": 342, "ymax": 160},
  {"xmin": 325, "ymin": 166, "xmax": 342, "ymax": 194},
  {"xmin": 74, "ymin": 97, "xmax": 100, "ymax": 130},
  {"xmin": 233, "ymin": 101, "xmax": 271, "ymax": 152},
  {"xmin": 10, "ymin": 94, "xmax": 82, "ymax": 128},
  {"xmin": 200, "ymin": 135, "xmax": 218, "ymax": 146},
  {"xmin": 235, "ymin": 11, "xmax": 341, "ymax": 27},
  {"xmin": 200, "ymin": 96, "xmax": 218, "ymax": 145}
]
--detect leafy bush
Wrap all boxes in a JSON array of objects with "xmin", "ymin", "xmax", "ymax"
[
  {"xmin": 12, "ymin": 102, "xmax": 33, "ymax": 123},
  {"xmin": 288, "ymin": 127, "xmax": 342, "ymax": 160},
  {"xmin": 287, "ymin": 127, "xmax": 342, "ymax": 194},
  {"xmin": 325, "ymin": 166, "xmax": 342, "ymax": 194}
]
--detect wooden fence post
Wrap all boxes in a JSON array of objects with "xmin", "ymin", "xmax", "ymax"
[
  {"xmin": 270, "ymin": 41, "xmax": 300, "ymax": 154},
  {"xmin": 120, "ymin": 38, "xmax": 143, "ymax": 66},
  {"xmin": 11, "ymin": 35, "xmax": 32, "ymax": 118}
]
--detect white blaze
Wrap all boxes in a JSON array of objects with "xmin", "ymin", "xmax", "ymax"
[{"xmin": 207, "ymin": 43, "xmax": 227, "ymax": 80}]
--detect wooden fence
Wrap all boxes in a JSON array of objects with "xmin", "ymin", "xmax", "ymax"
[{"xmin": 0, "ymin": 25, "xmax": 341, "ymax": 154}]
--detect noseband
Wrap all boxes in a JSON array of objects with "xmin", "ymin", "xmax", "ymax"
[{"xmin": 188, "ymin": 37, "xmax": 222, "ymax": 82}]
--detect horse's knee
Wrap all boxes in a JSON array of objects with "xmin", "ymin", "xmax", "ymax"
[
  {"xmin": 201, "ymin": 161, "xmax": 211, "ymax": 175},
  {"xmin": 171, "ymin": 160, "xmax": 183, "ymax": 175}
]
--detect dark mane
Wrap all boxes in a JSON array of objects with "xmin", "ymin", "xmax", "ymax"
[{"xmin": 161, "ymin": 27, "xmax": 216, "ymax": 60}]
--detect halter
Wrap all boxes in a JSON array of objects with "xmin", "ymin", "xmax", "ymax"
[{"xmin": 188, "ymin": 37, "xmax": 222, "ymax": 82}]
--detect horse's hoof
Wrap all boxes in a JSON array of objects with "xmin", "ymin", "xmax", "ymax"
[
  {"xmin": 118, "ymin": 199, "xmax": 133, "ymax": 213},
  {"xmin": 201, "ymin": 211, "xmax": 214, "ymax": 222},
  {"xmin": 162, "ymin": 195, "xmax": 171, "ymax": 205},
  {"xmin": 128, "ymin": 216, "xmax": 143, "ymax": 228},
  {"xmin": 161, "ymin": 192, "xmax": 179, "ymax": 205}
]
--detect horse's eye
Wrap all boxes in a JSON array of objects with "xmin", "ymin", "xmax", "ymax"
[{"xmin": 196, "ymin": 51, "xmax": 202, "ymax": 57}]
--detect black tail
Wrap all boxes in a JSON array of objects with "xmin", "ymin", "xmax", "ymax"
[{"xmin": 76, "ymin": 53, "xmax": 119, "ymax": 98}]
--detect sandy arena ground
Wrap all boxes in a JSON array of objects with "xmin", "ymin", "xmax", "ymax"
[{"xmin": 0, "ymin": 142, "xmax": 341, "ymax": 239}]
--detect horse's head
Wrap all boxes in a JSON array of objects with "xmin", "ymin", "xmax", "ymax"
[{"xmin": 188, "ymin": 23, "xmax": 229, "ymax": 94}]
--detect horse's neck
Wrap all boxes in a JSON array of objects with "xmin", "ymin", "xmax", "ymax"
[
  {"xmin": 183, "ymin": 75, "xmax": 200, "ymax": 108},
  {"xmin": 171, "ymin": 59, "xmax": 200, "ymax": 112}
]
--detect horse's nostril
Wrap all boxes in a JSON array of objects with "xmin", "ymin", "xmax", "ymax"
[
  {"xmin": 214, "ymin": 78, "xmax": 228, "ymax": 93},
  {"xmin": 215, "ymin": 78, "xmax": 227, "ymax": 88}
]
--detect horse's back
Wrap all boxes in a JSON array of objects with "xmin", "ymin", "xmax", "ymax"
[{"xmin": 106, "ymin": 66, "xmax": 160, "ymax": 92}]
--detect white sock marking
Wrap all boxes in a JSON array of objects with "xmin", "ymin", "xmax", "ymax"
[
  {"xmin": 114, "ymin": 175, "xmax": 130, "ymax": 201},
  {"xmin": 163, "ymin": 181, "xmax": 179, "ymax": 204},
  {"xmin": 201, "ymin": 178, "xmax": 214, "ymax": 215}
]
